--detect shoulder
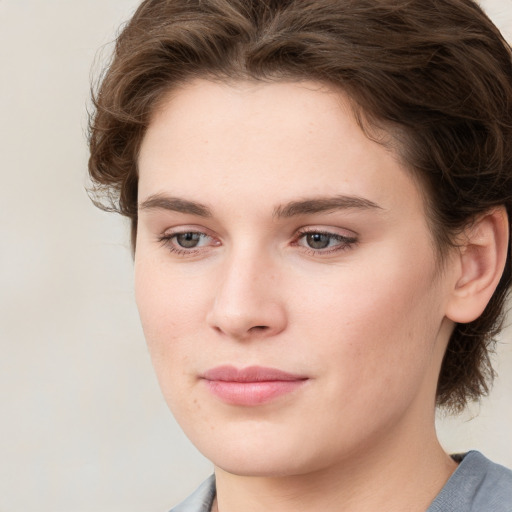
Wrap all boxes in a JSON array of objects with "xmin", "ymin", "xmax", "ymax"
[
  {"xmin": 169, "ymin": 455, "xmax": 512, "ymax": 512},
  {"xmin": 169, "ymin": 475, "xmax": 216, "ymax": 512},
  {"xmin": 428, "ymin": 451, "xmax": 512, "ymax": 512}
]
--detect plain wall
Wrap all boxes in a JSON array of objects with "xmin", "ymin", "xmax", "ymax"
[{"xmin": 0, "ymin": 1, "xmax": 510, "ymax": 511}]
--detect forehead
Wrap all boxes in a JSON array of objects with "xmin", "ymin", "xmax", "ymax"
[{"xmin": 138, "ymin": 79, "xmax": 426, "ymax": 221}]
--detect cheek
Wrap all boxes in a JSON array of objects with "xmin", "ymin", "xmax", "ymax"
[
  {"xmin": 134, "ymin": 257, "xmax": 207, "ymax": 375},
  {"xmin": 134, "ymin": 263, "xmax": 209, "ymax": 424},
  {"xmin": 293, "ymin": 255, "xmax": 443, "ymax": 400}
]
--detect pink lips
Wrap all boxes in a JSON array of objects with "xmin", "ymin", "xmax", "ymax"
[{"xmin": 202, "ymin": 365, "xmax": 308, "ymax": 406}]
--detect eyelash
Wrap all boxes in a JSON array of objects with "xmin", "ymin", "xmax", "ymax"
[{"xmin": 157, "ymin": 229, "xmax": 358, "ymax": 257}]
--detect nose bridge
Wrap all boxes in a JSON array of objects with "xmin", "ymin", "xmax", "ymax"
[{"xmin": 207, "ymin": 242, "xmax": 286, "ymax": 339}]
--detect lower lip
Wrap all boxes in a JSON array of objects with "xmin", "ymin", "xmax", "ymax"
[{"xmin": 204, "ymin": 380, "xmax": 306, "ymax": 406}]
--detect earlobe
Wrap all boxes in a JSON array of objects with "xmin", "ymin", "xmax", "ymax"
[{"xmin": 446, "ymin": 207, "xmax": 509, "ymax": 324}]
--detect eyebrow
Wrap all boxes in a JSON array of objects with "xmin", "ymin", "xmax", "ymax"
[
  {"xmin": 138, "ymin": 194, "xmax": 212, "ymax": 217},
  {"xmin": 138, "ymin": 193, "xmax": 382, "ymax": 218},
  {"xmin": 273, "ymin": 195, "xmax": 382, "ymax": 218}
]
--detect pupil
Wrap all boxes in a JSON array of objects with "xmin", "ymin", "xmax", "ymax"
[
  {"xmin": 307, "ymin": 233, "xmax": 330, "ymax": 249},
  {"xmin": 176, "ymin": 232, "xmax": 200, "ymax": 248}
]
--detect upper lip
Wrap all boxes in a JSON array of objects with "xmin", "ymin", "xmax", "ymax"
[{"xmin": 202, "ymin": 365, "xmax": 307, "ymax": 382}]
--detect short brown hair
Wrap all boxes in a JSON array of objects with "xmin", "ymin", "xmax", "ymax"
[{"xmin": 88, "ymin": 0, "xmax": 512, "ymax": 411}]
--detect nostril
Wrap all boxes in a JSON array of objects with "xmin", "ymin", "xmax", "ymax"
[{"xmin": 251, "ymin": 325, "xmax": 269, "ymax": 331}]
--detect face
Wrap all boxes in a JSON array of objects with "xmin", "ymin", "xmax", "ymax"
[{"xmin": 135, "ymin": 79, "xmax": 457, "ymax": 477}]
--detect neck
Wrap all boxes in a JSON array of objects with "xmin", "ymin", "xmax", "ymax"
[{"xmin": 213, "ymin": 418, "xmax": 456, "ymax": 512}]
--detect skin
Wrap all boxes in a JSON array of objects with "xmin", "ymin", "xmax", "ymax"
[{"xmin": 135, "ymin": 79, "xmax": 463, "ymax": 511}]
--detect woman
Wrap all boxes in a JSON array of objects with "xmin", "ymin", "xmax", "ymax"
[{"xmin": 88, "ymin": 0, "xmax": 512, "ymax": 510}]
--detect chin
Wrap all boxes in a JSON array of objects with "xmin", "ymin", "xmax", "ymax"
[
  {"xmin": 190, "ymin": 426, "xmax": 338, "ymax": 478},
  {"xmin": 212, "ymin": 451, "xmax": 313, "ymax": 478}
]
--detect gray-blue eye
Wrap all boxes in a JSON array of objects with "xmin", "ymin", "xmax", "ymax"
[
  {"xmin": 297, "ymin": 230, "xmax": 357, "ymax": 253},
  {"xmin": 305, "ymin": 233, "xmax": 332, "ymax": 249},
  {"xmin": 175, "ymin": 232, "xmax": 202, "ymax": 248}
]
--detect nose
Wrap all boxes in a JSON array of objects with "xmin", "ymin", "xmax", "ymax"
[{"xmin": 206, "ymin": 250, "xmax": 287, "ymax": 341}]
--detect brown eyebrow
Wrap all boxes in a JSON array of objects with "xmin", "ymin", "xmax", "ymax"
[
  {"xmin": 138, "ymin": 193, "xmax": 381, "ymax": 219},
  {"xmin": 273, "ymin": 195, "xmax": 382, "ymax": 218},
  {"xmin": 138, "ymin": 194, "xmax": 212, "ymax": 217}
]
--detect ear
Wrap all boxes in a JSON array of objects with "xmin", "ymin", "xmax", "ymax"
[{"xmin": 446, "ymin": 207, "xmax": 509, "ymax": 324}]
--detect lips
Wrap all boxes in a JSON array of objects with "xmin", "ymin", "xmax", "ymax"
[{"xmin": 201, "ymin": 365, "xmax": 308, "ymax": 406}]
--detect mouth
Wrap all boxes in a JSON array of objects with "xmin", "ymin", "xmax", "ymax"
[{"xmin": 201, "ymin": 365, "xmax": 308, "ymax": 406}]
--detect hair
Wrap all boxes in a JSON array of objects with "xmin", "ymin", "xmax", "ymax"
[{"xmin": 88, "ymin": 0, "xmax": 512, "ymax": 412}]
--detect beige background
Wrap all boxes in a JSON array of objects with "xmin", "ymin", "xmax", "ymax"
[{"xmin": 0, "ymin": 1, "xmax": 511, "ymax": 511}]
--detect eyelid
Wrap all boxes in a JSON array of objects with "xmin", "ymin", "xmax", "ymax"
[
  {"xmin": 295, "ymin": 225, "xmax": 358, "ymax": 236},
  {"xmin": 294, "ymin": 225, "xmax": 359, "ymax": 242},
  {"xmin": 160, "ymin": 223, "xmax": 216, "ymax": 236}
]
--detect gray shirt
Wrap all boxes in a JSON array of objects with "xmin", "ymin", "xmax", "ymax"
[{"xmin": 170, "ymin": 451, "xmax": 512, "ymax": 511}]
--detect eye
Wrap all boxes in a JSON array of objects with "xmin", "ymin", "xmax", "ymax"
[
  {"xmin": 174, "ymin": 232, "xmax": 203, "ymax": 248},
  {"xmin": 295, "ymin": 229, "xmax": 357, "ymax": 253},
  {"xmin": 304, "ymin": 232, "xmax": 334, "ymax": 250},
  {"xmin": 158, "ymin": 230, "xmax": 217, "ymax": 254}
]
